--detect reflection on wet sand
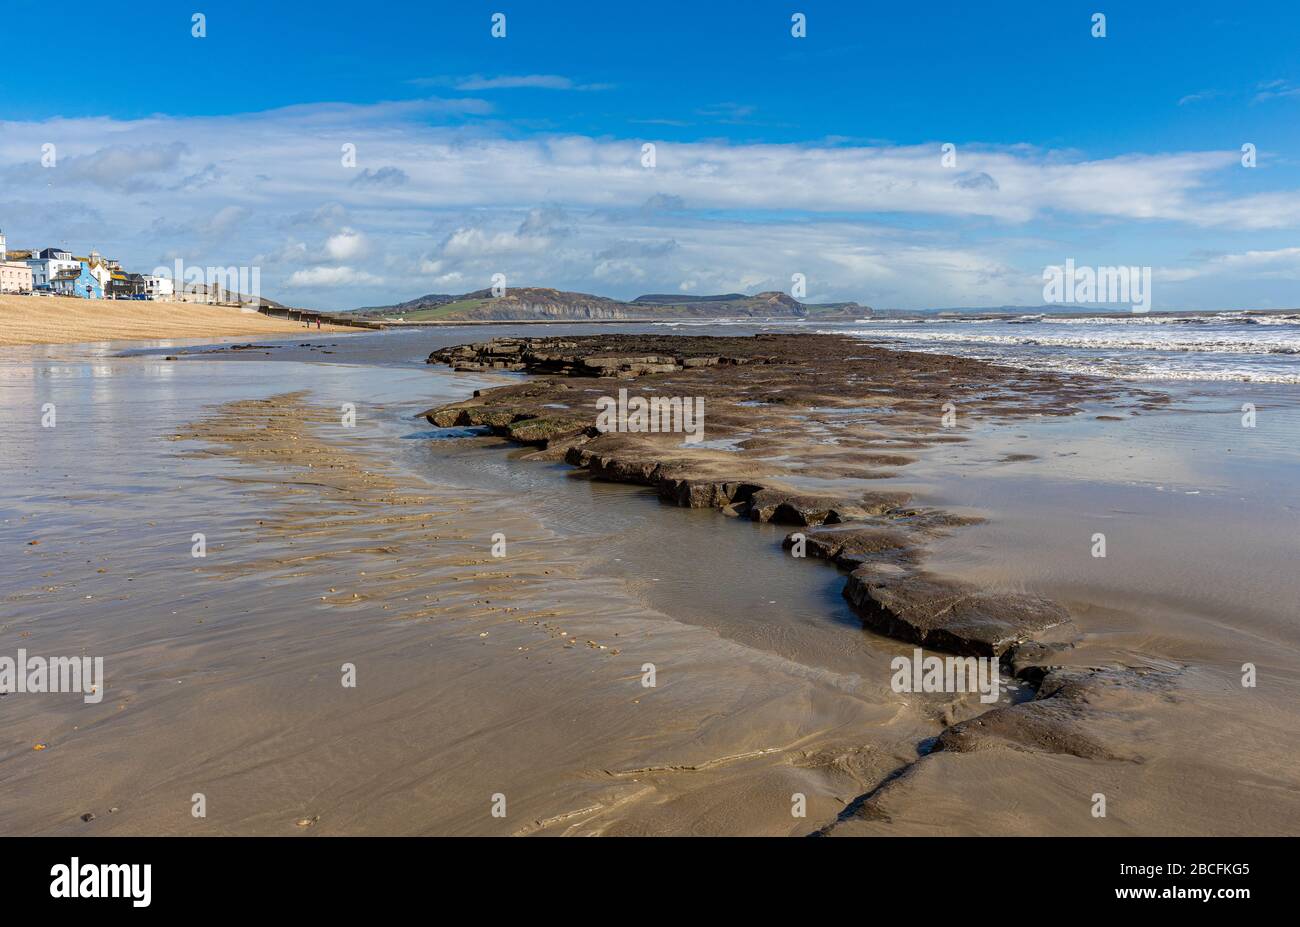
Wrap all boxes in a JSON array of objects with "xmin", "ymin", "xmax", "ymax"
[
  {"xmin": 2, "ymin": 384, "xmax": 944, "ymax": 835},
  {"xmin": 3, "ymin": 330, "xmax": 1299, "ymax": 835}
]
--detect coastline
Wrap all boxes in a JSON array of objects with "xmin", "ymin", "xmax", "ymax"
[
  {"xmin": 422, "ymin": 333, "xmax": 1162, "ymax": 657},
  {"xmin": 3, "ymin": 327, "xmax": 1297, "ymax": 835},
  {"xmin": 0, "ymin": 294, "xmax": 355, "ymax": 347},
  {"xmin": 422, "ymin": 332, "xmax": 1300, "ymax": 834}
]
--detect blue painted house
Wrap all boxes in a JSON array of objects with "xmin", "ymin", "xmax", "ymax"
[{"xmin": 48, "ymin": 261, "xmax": 103, "ymax": 299}]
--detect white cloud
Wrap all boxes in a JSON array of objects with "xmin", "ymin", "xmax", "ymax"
[
  {"xmin": 287, "ymin": 266, "xmax": 383, "ymax": 287},
  {"xmin": 456, "ymin": 74, "xmax": 608, "ymax": 91},
  {"xmin": 1253, "ymin": 80, "xmax": 1300, "ymax": 104},
  {"xmin": 1160, "ymin": 247, "xmax": 1300, "ymax": 282},
  {"xmin": 407, "ymin": 74, "xmax": 612, "ymax": 91},
  {"xmin": 1, "ymin": 98, "xmax": 1298, "ymax": 309},
  {"xmin": 441, "ymin": 226, "xmax": 554, "ymax": 257},
  {"xmin": 2, "ymin": 103, "xmax": 1280, "ymax": 226},
  {"xmin": 324, "ymin": 228, "xmax": 367, "ymax": 261}
]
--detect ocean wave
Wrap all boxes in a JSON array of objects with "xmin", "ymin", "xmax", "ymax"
[
  {"xmin": 839, "ymin": 328, "xmax": 1300, "ymax": 355},
  {"xmin": 1038, "ymin": 312, "xmax": 1300, "ymax": 327},
  {"xmin": 810, "ymin": 327, "xmax": 1300, "ymax": 383},
  {"xmin": 842, "ymin": 340, "xmax": 1300, "ymax": 383},
  {"xmin": 1021, "ymin": 360, "xmax": 1300, "ymax": 383},
  {"xmin": 861, "ymin": 312, "xmax": 1300, "ymax": 327}
]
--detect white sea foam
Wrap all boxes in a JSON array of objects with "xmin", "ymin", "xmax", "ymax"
[
  {"xmin": 646, "ymin": 313, "xmax": 1300, "ymax": 383},
  {"xmin": 825, "ymin": 337, "xmax": 1300, "ymax": 383},
  {"xmin": 815, "ymin": 313, "xmax": 1300, "ymax": 383}
]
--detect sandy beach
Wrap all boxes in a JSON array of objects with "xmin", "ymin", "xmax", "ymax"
[
  {"xmin": 0, "ymin": 294, "xmax": 353, "ymax": 347},
  {"xmin": 0, "ymin": 346, "xmax": 925, "ymax": 834},
  {"xmin": 424, "ymin": 333, "xmax": 1300, "ymax": 835},
  {"xmin": 2, "ymin": 326, "xmax": 1298, "ymax": 836}
]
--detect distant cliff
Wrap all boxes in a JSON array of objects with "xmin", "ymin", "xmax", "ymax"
[{"xmin": 355, "ymin": 287, "xmax": 870, "ymax": 321}]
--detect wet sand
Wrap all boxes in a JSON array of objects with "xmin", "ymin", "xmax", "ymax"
[
  {"xmin": 829, "ymin": 384, "xmax": 1300, "ymax": 834},
  {"xmin": 424, "ymin": 333, "xmax": 1300, "ymax": 835},
  {"xmin": 0, "ymin": 346, "xmax": 943, "ymax": 834},
  {"xmin": 2, "ymin": 329, "xmax": 1298, "ymax": 835}
]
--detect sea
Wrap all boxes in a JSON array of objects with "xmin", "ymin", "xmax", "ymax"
[{"xmin": 814, "ymin": 310, "xmax": 1300, "ymax": 384}]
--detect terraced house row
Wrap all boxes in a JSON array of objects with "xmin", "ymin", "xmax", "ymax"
[{"xmin": 0, "ymin": 229, "xmax": 175, "ymax": 299}]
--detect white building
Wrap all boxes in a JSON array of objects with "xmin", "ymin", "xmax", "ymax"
[
  {"xmin": 141, "ymin": 275, "xmax": 175, "ymax": 299},
  {"xmin": 85, "ymin": 250, "xmax": 115, "ymax": 295},
  {"xmin": 27, "ymin": 247, "xmax": 80, "ymax": 289}
]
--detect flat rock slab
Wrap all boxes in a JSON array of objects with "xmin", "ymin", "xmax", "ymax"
[
  {"xmin": 419, "ymin": 334, "xmax": 1112, "ymax": 659},
  {"xmin": 935, "ymin": 666, "xmax": 1177, "ymax": 761},
  {"xmin": 843, "ymin": 570, "xmax": 1073, "ymax": 657},
  {"xmin": 504, "ymin": 415, "xmax": 592, "ymax": 445},
  {"xmin": 425, "ymin": 405, "xmax": 535, "ymax": 428},
  {"xmin": 785, "ymin": 524, "xmax": 918, "ymax": 567},
  {"xmin": 748, "ymin": 489, "xmax": 909, "ymax": 526}
]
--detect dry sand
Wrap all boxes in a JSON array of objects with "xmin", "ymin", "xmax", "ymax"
[{"xmin": 0, "ymin": 294, "xmax": 352, "ymax": 346}]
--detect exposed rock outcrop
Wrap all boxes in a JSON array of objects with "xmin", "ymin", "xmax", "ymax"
[
  {"xmin": 422, "ymin": 334, "xmax": 1164, "ymax": 658},
  {"xmin": 932, "ymin": 665, "xmax": 1175, "ymax": 761},
  {"xmin": 842, "ymin": 570, "xmax": 1074, "ymax": 658}
]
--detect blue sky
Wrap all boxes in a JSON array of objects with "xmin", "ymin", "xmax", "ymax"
[{"xmin": 2, "ymin": 0, "xmax": 1299, "ymax": 310}]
